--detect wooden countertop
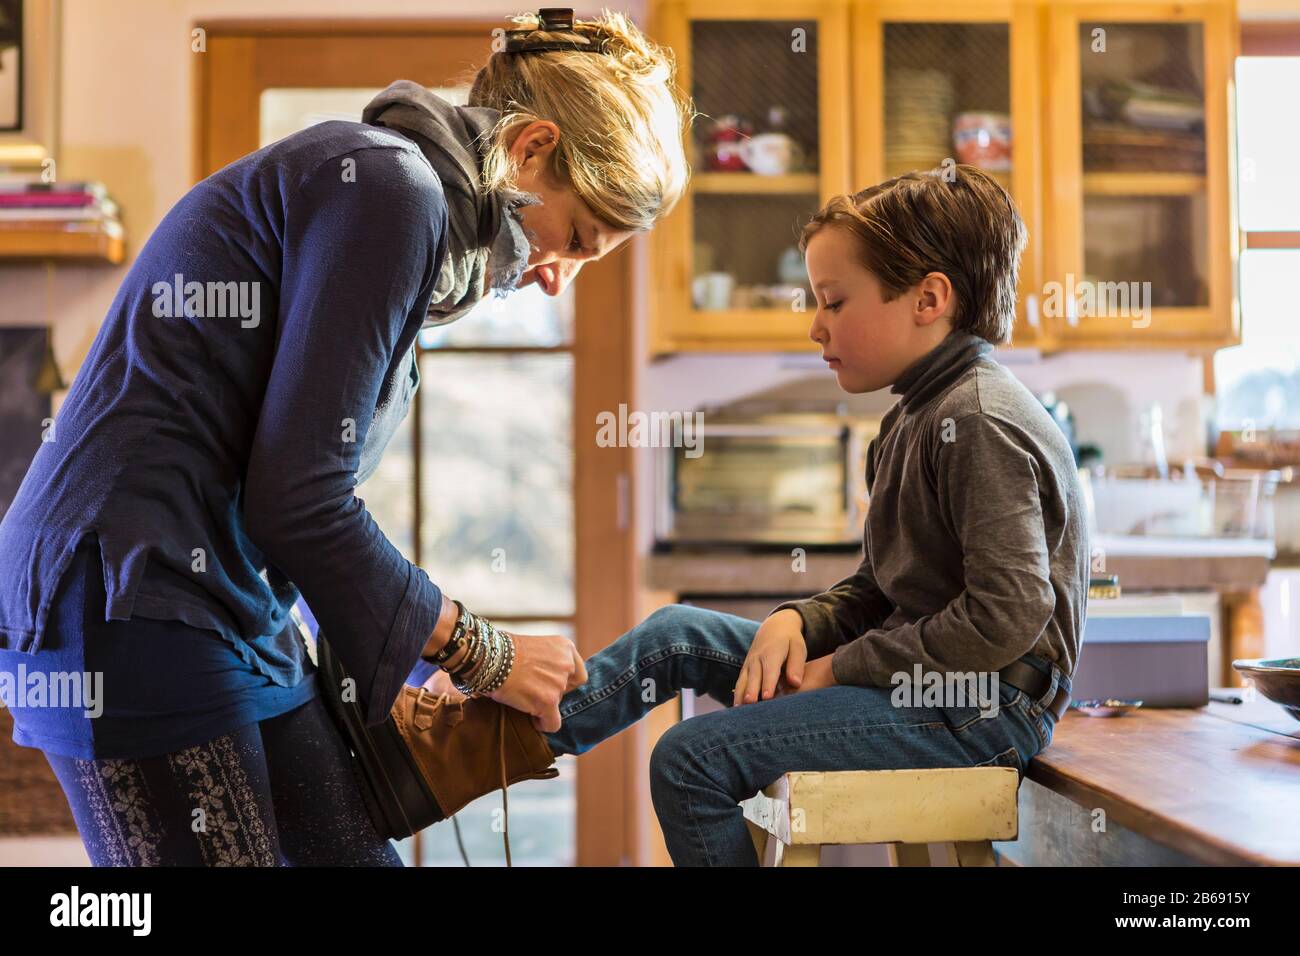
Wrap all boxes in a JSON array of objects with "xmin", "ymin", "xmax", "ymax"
[
  {"xmin": 647, "ymin": 543, "xmax": 1273, "ymax": 596},
  {"xmin": 1027, "ymin": 695, "xmax": 1300, "ymax": 866}
]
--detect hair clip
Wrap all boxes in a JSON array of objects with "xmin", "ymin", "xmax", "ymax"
[
  {"xmin": 538, "ymin": 7, "xmax": 574, "ymax": 31},
  {"xmin": 503, "ymin": 7, "xmax": 610, "ymax": 55}
]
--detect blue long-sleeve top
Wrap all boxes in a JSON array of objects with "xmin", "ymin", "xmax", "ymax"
[{"xmin": 0, "ymin": 120, "xmax": 449, "ymax": 726}]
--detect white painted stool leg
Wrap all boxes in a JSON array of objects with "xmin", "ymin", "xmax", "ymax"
[
  {"xmin": 933, "ymin": 842, "xmax": 960, "ymax": 866},
  {"xmin": 953, "ymin": 841, "xmax": 998, "ymax": 866},
  {"xmin": 891, "ymin": 843, "xmax": 932, "ymax": 867},
  {"xmin": 746, "ymin": 819, "xmax": 770, "ymax": 866},
  {"xmin": 774, "ymin": 843, "xmax": 820, "ymax": 867}
]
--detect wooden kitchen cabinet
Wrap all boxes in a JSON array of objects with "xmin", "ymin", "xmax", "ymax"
[
  {"xmin": 648, "ymin": 0, "xmax": 1240, "ymax": 354},
  {"xmin": 1042, "ymin": 1, "xmax": 1239, "ymax": 350},
  {"xmin": 852, "ymin": 1, "xmax": 1046, "ymax": 349},
  {"xmin": 648, "ymin": 0, "xmax": 852, "ymax": 353}
]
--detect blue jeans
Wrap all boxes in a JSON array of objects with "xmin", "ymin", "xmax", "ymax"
[{"xmin": 542, "ymin": 604, "xmax": 1066, "ymax": 867}]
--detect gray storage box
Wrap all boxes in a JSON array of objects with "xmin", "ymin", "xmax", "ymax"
[{"xmin": 1070, "ymin": 614, "xmax": 1211, "ymax": 708}]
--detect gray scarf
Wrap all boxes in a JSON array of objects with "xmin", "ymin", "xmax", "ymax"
[{"xmin": 361, "ymin": 80, "xmax": 541, "ymax": 327}]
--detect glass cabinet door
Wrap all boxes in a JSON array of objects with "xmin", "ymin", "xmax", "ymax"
[
  {"xmin": 1045, "ymin": 5, "xmax": 1235, "ymax": 346},
  {"xmin": 651, "ymin": 1, "xmax": 850, "ymax": 350},
  {"xmin": 880, "ymin": 23, "xmax": 1012, "ymax": 183},
  {"xmin": 854, "ymin": 2, "xmax": 1043, "ymax": 346}
]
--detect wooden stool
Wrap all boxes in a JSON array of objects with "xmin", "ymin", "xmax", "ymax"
[{"xmin": 741, "ymin": 767, "xmax": 1019, "ymax": 867}]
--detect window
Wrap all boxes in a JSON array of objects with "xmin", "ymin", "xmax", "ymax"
[{"xmin": 1214, "ymin": 56, "xmax": 1300, "ymax": 433}]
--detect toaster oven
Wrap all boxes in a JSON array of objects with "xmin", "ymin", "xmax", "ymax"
[{"xmin": 655, "ymin": 413, "xmax": 879, "ymax": 547}]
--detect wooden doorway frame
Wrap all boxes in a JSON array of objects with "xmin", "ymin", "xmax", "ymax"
[{"xmin": 194, "ymin": 19, "xmax": 642, "ymax": 866}]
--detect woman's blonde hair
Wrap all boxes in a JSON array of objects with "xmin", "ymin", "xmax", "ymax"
[{"xmin": 469, "ymin": 9, "xmax": 692, "ymax": 232}]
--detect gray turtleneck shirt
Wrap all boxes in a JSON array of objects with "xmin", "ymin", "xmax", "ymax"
[{"xmin": 774, "ymin": 331, "xmax": 1089, "ymax": 688}]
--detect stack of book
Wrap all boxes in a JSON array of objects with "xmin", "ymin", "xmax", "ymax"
[{"xmin": 0, "ymin": 181, "xmax": 124, "ymax": 241}]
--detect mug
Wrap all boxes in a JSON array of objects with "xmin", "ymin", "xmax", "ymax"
[
  {"xmin": 740, "ymin": 133, "xmax": 803, "ymax": 176},
  {"xmin": 692, "ymin": 272, "xmax": 735, "ymax": 310}
]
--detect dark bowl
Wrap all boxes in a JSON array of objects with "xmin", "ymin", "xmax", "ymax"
[{"xmin": 1231, "ymin": 658, "xmax": 1300, "ymax": 722}]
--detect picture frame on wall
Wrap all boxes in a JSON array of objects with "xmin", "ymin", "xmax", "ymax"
[{"xmin": 0, "ymin": 0, "xmax": 59, "ymax": 168}]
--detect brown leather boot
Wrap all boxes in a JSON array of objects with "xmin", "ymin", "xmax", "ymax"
[{"xmin": 316, "ymin": 632, "xmax": 559, "ymax": 864}]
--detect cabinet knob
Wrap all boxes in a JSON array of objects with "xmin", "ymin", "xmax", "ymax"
[
  {"xmin": 1025, "ymin": 293, "xmax": 1041, "ymax": 330},
  {"xmin": 616, "ymin": 472, "xmax": 630, "ymax": 532}
]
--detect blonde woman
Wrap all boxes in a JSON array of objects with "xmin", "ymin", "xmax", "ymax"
[{"xmin": 0, "ymin": 9, "xmax": 689, "ymax": 866}]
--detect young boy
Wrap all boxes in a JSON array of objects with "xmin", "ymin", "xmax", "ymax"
[{"xmin": 459, "ymin": 165, "xmax": 1088, "ymax": 865}]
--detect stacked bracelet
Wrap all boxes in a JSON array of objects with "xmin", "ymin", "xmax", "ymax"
[
  {"xmin": 426, "ymin": 599, "xmax": 472, "ymax": 667},
  {"xmin": 442, "ymin": 603, "xmax": 515, "ymax": 697}
]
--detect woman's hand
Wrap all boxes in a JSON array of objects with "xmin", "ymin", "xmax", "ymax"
[
  {"xmin": 733, "ymin": 609, "xmax": 808, "ymax": 706},
  {"xmin": 486, "ymin": 632, "xmax": 587, "ymax": 734}
]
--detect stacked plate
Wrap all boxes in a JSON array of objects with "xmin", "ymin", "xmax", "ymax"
[{"xmin": 886, "ymin": 68, "xmax": 954, "ymax": 173}]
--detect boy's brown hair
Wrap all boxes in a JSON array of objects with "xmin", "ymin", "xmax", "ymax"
[{"xmin": 798, "ymin": 164, "xmax": 1027, "ymax": 345}]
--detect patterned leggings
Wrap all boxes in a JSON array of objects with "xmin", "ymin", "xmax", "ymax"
[{"xmin": 42, "ymin": 694, "xmax": 402, "ymax": 867}]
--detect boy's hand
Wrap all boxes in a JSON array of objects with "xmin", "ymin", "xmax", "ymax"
[
  {"xmin": 734, "ymin": 609, "xmax": 808, "ymax": 706},
  {"xmin": 775, "ymin": 656, "xmax": 837, "ymax": 697}
]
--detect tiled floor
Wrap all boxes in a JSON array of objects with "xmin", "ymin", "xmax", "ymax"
[{"xmin": 0, "ymin": 836, "xmax": 90, "ymax": 866}]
